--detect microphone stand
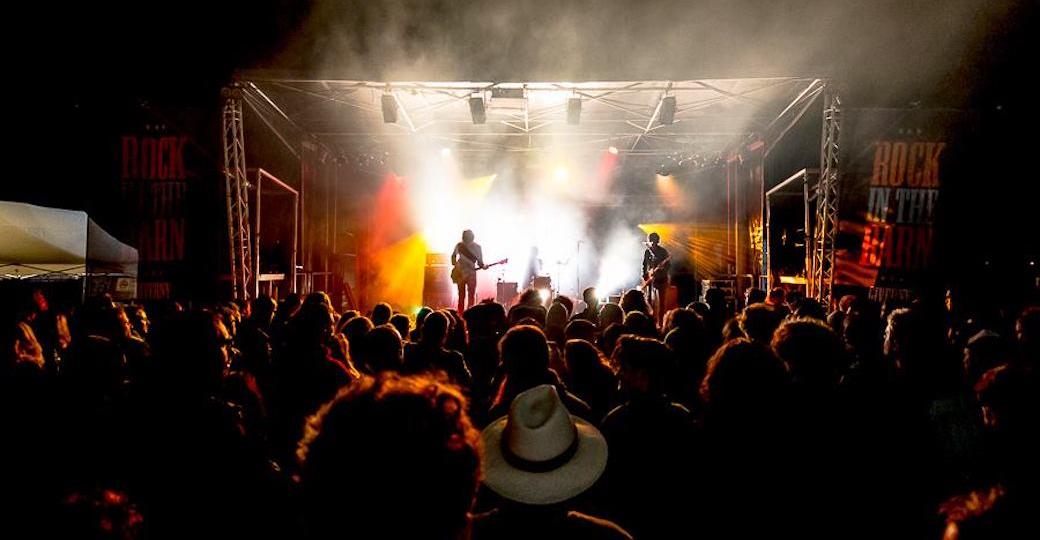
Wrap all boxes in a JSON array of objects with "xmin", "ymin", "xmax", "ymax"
[{"xmin": 575, "ymin": 240, "xmax": 582, "ymax": 296}]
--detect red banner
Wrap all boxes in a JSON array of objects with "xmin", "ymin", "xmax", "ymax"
[
  {"xmin": 835, "ymin": 109, "xmax": 957, "ymax": 290},
  {"xmin": 119, "ymin": 129, "xmax": 192, "ymax": 299}
]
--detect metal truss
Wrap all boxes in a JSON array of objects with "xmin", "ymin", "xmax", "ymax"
[
  {"xmin": 229, "ymin": 75, "xmax": 834, "ymax": 301},
  {"xmin": 235, "ymin": 75, "xmax": 821, "ymax": 158},
  {"xmin": 222, "ymin": 85, "xmax": 254, "ymax": 300},
  {"xmin": 809, "ymin": 84, "xmax": 841, "ymax": 305},
  {"xmin": 764, "ymin": 168, "xmax": 819, "ymax": 289}
]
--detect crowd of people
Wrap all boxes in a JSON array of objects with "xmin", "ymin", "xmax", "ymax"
[{"xmin": 1, "ymin": 283, "xmax": 1037, "ymax": 539}]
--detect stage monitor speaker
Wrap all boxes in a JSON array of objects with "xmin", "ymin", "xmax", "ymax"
[{"xmin": 423, "ymin": 264, "xmax": 453, "ymax": 309}]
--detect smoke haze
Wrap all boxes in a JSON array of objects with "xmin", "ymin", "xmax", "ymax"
[{"xmin": 268, "ymin": 0, "xmax": 1022, "ymax": 107}]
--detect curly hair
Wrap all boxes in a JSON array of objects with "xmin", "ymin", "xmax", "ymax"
[
  {"xmin": 700, "ymin": 338, "xmax": 788, "ymax": 412},
  {"xmin": 771, "ymin": 318, "xmax": 846, "ymax": 388},
  {"xmin": 298, "ymin": 373, "xmax": 481, "ymax": 540}
]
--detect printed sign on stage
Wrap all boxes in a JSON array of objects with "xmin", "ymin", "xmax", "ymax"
[
  {"xmin": 835, "ymin": 109, "xmax": 958, "ymax": 291},
  {"xmin": 118, "ymin": 116, "xmax": 195, "ymax": 300}
]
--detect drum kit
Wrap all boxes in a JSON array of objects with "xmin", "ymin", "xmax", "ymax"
[{"xmin": 531, "ymin": 275, "xmax": 552, "ymax": 291}]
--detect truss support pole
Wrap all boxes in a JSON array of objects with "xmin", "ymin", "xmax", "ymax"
[
  {"xmin": 810, "ymin": 83, "xmax": 841, "ymax": 306},
  {"xmin": 222, "ymin": 85, "xmax": 253, "ymax": 301}
]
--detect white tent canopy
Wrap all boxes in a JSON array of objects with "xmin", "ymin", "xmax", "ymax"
[{"xmin": 0, "ymin": 201, "xmax": 138, "ymax": 280}]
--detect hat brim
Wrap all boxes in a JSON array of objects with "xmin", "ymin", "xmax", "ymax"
[{"xmin": 481, "ymin": 414, "xmax": 608, "ymax": 505}]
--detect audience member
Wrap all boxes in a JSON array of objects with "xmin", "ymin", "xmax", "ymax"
[
  {"xmin": 2, "ymin": 281, "xmax": 1035, "ymax": 540},
  {"xmin": 473, "ymin": 384, "xmax": 632, "ymax": 540},
  {"xmin": 488, "ymin": 325, "xmax": 591, "ymax": 422},
  {"xmin": 404, "ymin": 311, "xmax": 472, "ymax": 386},
  {"xmin": 370, "ymin": 302, "xmax": 392, "ymax": 327},
  {"xmin": 738, "ymin": 303, "xmax": 784, "ymax": 344},
  {"xmin": 573, "ymin": 287, "xmax": 600, "ymax": 323},
  {"xmin": 619, "ymin": 289, "xmax": 650, "ymax": 316},
  {"xmin": 299, "ymin": 374, "xmax": 481, "ymax": 540},
  {"xmin": 389, "ymin": 312, "xmax": 411, "ymax": 341},
  {"xmin": 562, "ymin": 339, "xmax": 618, "ymax": 422},
  {"xmin": 600, "ymin": 336, "xmax": 697, "ymax": 539},
  {"xmin": 598, "ymin": 302, "xmax": 624, "ymax": 329},
  {"xmin": 565, "ymin": 319, "xmax": 597, "ymax": 343}
]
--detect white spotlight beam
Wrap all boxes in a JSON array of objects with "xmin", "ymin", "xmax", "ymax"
[
  {"xmin": 630, "ymin": 87, "xmax": 669, "ymax": 151},
  {"xmin": 267, "ymin": 81, "xmax": 380, "ymax": 114},
  {"xmin": 553, "ymin": 82, "xmax": 655, "ymax": 121},
  {"xmin": 624, "ymin": 120, "xmax": 672, "ymax": 133},
  {"xmin": 241, "ymin": 92, "xmax": 300, "ymax": 158},
  {"xmin": 693, "ymin": 80, "xmax": 763, "ymax": 105},
  {"xmin": 248, "ymin": 82, "xmax": 296, "ymax": 124},
  {"xmin": 390, "ymin": 91, "xmax": 418, "ymax": 133}
]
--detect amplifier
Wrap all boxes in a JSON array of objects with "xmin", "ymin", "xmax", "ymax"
[
  {"xmin": 426, "ymin": 252, "xmax": 450, "ymax": 265},
  {"xmin": 497, "ymin": 281, "xmax": 519, "ymax": 306},
  {"xmin": 423, "ymin": 264, "xmax": 454, "ymax": 308}
]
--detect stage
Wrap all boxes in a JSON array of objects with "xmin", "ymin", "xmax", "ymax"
[{"xmin": 222, "ymin": 77, "xmax": 839, "ymax": 312}]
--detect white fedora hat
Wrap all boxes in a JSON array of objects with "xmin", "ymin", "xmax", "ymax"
[{"xmin": 481, "ymin": 384, "xmax": 608, "ymax": 505}]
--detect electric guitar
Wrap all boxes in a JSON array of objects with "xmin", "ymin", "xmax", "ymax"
[
  {"xmin": 640, "ymin": 255, "xmax": 671, "ymax": 289},
  {"xmin": 451, "ymin": 258, "xmax": 508, "ymax": 284}
]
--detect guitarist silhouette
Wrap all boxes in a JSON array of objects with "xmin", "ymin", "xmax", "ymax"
[
  {"xmin": 451, "ymin": 230, "xmax": 486, "ymax": 312},
  {"xmin": 641, "ymin": 232, "xmax": 670, "ymax": 324}
]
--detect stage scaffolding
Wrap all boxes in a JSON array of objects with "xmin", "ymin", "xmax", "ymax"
[
  {"xmin": 222, "ymin": 85, "xmax": 253, "ymax": 300},
  {"xmin": 810, "ymin": 88, "xmax": 842, "ymax": 305},
  {"xmin": 221, "ymin": 75, "xmax": 841, "ymax": 306},
  {"xmin": 765, "ymin": 168, "xmax": 818, "ymax": 290}
]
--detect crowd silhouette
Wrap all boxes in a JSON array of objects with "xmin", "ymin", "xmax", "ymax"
[{"xmin": 2, "ymin": 284, "xmax": 1037, "ymax": 539}]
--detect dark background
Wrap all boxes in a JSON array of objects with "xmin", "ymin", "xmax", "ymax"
[{"xmin": 3, "ymin": 0, "xmax": 1037, "ymax": 300}]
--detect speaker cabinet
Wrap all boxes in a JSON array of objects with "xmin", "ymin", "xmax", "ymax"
[{"xmin": 423, "ymin": 264, "xmax": 453, "ymax": 308}]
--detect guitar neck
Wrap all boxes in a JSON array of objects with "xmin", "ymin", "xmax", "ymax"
[{"xmin": 474, "ymin": 259, "xmax": 507, "ymax": 270}]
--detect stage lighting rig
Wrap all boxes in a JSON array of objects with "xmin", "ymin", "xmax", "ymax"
[
  {"xmin": 567, "ymin": 97, "xmax": 582, "ymax": 125},
  {"xmin": 491, "ymin": 87, "xmax": 525, "ymax": 100},
  {"xmin": 381, "ymin": 93, "xmax": 398, "ymax": 124},
  {"xmin": 469, "ymin": 94, "xmax": 487, "ymax": 124},
  {"xmin": 656, "ymin": 153, "xmax": 680, "ymax": 176},
  {"xmin": 656, "ymin": 151, "xmax": 724, "ymax": 176},
  {"xmin": 659, "ymin": 95, "xmax": 676, "ymax": 125}
]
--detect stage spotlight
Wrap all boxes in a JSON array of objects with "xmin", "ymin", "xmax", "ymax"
[
  {"xmin": 469, "ymin": 95, "xmax": 486, "ymax": 124},
  {"xmin": 538, "ymin": 288, "xmax": 551, "ymax": 303},
  {"xmin": 659, "ymin": 96, "xmax": 676, "ymax": 125},
  {"xmin": 381, "ymin": 94, "xmax": 398, "ymax": 123},
  {"xmin": 554, "ymin": 166, "xmax": 569, "ymax": 182},
  {"xmin": 608, "ymin": 146, "xmax": 619, "ymax": 155},
  {"xmin": 567, "ymin": 97, "xmax": 582, "ymax": 125}
]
